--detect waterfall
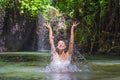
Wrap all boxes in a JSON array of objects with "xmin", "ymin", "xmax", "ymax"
[{"xmin": 37, "ymin": 15, "xmax": 50, "ymax": 52}]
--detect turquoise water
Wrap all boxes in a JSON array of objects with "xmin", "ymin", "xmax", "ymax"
[{"xmin": 0, "ymin": 52, "xmax": 120, "ymax": 80}]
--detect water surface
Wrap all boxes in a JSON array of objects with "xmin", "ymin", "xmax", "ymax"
[{"xmin": 0, "ymin": 52, "xmax": 120, "ymax": 80}]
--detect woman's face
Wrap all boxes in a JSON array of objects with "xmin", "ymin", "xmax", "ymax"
[{"xmin": 57, "ymin": 40, "xmax": 66, "ymax": 50}]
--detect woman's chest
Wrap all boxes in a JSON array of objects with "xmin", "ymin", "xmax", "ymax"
[{"xmin": 54, "ymin": 53, "xmax": 71, "ymax": 61}]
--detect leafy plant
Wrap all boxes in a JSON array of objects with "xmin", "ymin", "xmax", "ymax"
[{"xmin": 0, "ymin": 0, "xmax": 59, "ymax": 19}]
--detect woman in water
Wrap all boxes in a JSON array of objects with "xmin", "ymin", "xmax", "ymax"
[{"xmin": 44, "ymin": 21, "xmax": 79, "ymax": 72}]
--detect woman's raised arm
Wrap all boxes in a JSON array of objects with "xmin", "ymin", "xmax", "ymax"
[
  {"xmin": 44, "ymin": 22, "xmax": 56, "ymax": 54},
  {"xmin": 67, "ymin": 21, "xmax": 79, "ymax": 54}
]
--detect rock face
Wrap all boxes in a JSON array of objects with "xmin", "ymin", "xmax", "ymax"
[
  {"xmin": 50, "ymin": 16, "xmax": 70, "ymax": 46},
  {"xmin": 1, "ymin": 7, "xmax": 37, "ymax": 52},
  {"xmin": 0, "ymin": 5, "xmax": 7, "ymax": 52}
]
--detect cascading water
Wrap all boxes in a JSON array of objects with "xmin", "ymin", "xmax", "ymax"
[{"xmin": 37, "ymin": 15, "xmax": 50, "ymax": 52}]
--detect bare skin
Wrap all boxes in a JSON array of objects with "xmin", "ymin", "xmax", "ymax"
[{"xmin": 44, "ymin": 21, "xmax": 79, "ymax": 62}]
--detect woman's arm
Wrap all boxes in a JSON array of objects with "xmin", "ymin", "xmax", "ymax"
[
  {"xmin": 44, "ymin": 22, "xmax": 56, "ymax": 53},
  {"xmin": 67, "ymin": 21, "xmax": 79, "ymax": 54}
]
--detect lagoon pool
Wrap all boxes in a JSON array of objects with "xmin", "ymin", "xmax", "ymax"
[{"xmin": 0, "ymin": 52, "xmax": 120, "ymax": 80}]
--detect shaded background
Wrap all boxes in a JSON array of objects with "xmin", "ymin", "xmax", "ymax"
[{"xmin": 0, "ymin": 0, "xmax": 119, "ymax": 56}]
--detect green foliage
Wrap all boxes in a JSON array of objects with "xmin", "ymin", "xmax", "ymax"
[
  {"xmin": 0, "ymin": 0, "xmax": 108, "ymax": 19},
  {"xmin": 54, "ymin": 0, "xmax": 83, "ymax": 18},
  {"xmin": 0, "ymin": 0, "xmax": 3, "ymax": 2},
  {"xmin": 0, "ymin": 0, "xmax": 58, "ymax": 19},
  {"xmin": 18, "ymin": 0, "xmax": 52, "ymax": 18},
  {"xmin": 99, "ymin": 0, "xmax": 109, "ymax": 17}
]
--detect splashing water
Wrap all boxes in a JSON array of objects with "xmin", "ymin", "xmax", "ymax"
[
  {"xmin": 45, "ymin": 60, "xmax": 80, "ymax": 72},
  {"xmin": 44, "ymin": 57, "xmax": 90, "ymax": 72},
  {"xmin": 43, "ymin": 50, "xmax": 90, "ymax": 72}
]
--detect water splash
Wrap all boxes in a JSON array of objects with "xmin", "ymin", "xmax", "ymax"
[
  {"xmin": 45, "ymin": 63, "xmax": 80, "ymax": 72},
  {"xmin": 44, "ymin": 59, "xmax": 90, "ymax": 72}
]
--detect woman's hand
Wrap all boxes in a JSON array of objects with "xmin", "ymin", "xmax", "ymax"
[
  {"xmin": 43, "ymin": 22, "xmax": 51, "ymax": 29},
  {"xmin": 72, "ymin": 21, "xmax": 80, "ymax": 29}
]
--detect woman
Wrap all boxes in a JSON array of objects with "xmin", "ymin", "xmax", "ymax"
[{"xmin": 44, "ymin": 21, "xmax": 79, "ymax": 72}]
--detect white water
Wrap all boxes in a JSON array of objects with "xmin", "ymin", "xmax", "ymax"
[
  {"xmin": 44, "ymin": 58, "xmax": 91, "ymax": 72},
  {"xmin": 43, "ymin": 51, "xmax": 89, "ymax": 72},
  {"xmin": 45, "ymin": 61, "xmax": 80, "ymax": 72}
]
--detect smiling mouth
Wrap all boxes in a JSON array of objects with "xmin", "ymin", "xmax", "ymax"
[{"xmin": 58, "ymin": 46, "xmax": 64, "ymax": 48}]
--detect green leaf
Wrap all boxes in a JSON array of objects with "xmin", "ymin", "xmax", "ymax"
[{"xmin": 20, "ymin": 10, "xmax": 24, "ymax": 14}]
